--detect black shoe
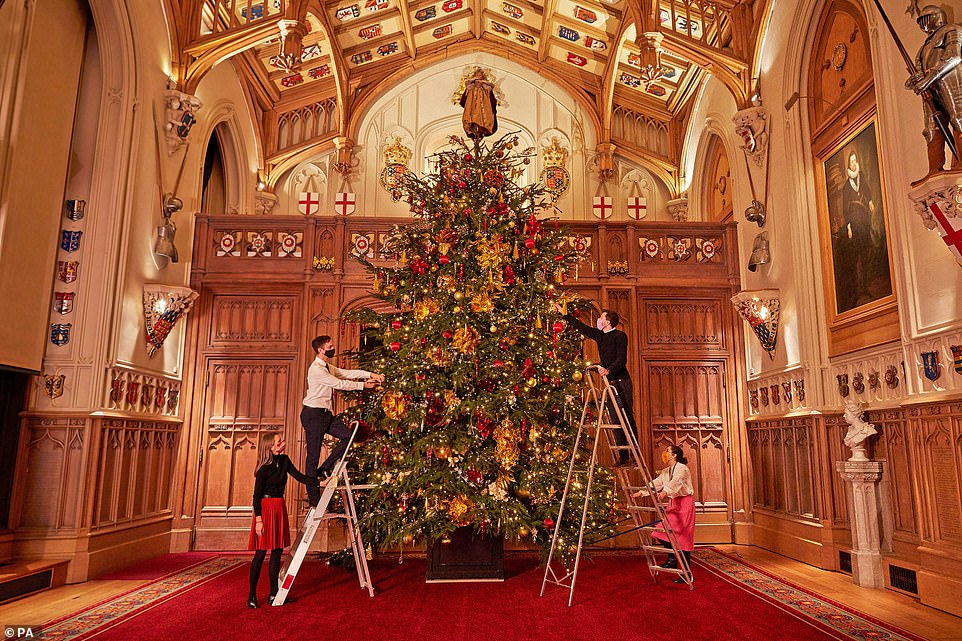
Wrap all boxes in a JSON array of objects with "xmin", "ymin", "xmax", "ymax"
[
  {"xmin": 268, "ymin": 593, "xmax": 276, "ymax": 606},
  {"xmin": 659, "ymin": 557, "xmax": 677, "ymax": 569},
  {"xmin": 247, "ymin": 597, "xmax": 259, "ymax": 609}
]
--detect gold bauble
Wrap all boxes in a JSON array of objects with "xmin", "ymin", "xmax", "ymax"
[
  {"xmin": 453, "ymin": 291, "xmax": 464, "ymax": 301},
  {"xmin": 518, "ymin": 526, "xmax": 530, "ymax": 538},
  {"xmin": 526, "ymin": 377, "xmax": 538, "ymax": 387},
  {"xmin": 402, "ymin": 533, "xmax": 414, "ymax": 545},
  {"xmin": 571, "ymin": 370, "xmax": 583, "ymax": 381},
  {"xmin": 552, "ymin": 447, "xmax": 565, "ymax": 460},
  {"xmin": 516, "ymin": 487, "xmax": 531, "ymax": 499},
  {"xmin": 436, "ymin": 444, "xmax": 452, "ymax": 459}
]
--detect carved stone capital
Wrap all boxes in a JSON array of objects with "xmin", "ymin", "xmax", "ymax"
[
  {"xmin": 732, "ymin": 106, "xmax": 769, "ymax": 167},
  {"xmin": 907, "ymin": 172, "xmax": 962, "ymax": 266},
  {"xmin": 667, "ymin": 196, "xmax": 688, "ymax": 222}
]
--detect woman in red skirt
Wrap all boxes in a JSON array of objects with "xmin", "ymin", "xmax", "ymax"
[
  {"xmin": 649, "ymin": 444, "xmax": 695, "ymax": 583},
  {"xmin": 248, "ymin": 433, "xmax": 317, "ymax": 608}
]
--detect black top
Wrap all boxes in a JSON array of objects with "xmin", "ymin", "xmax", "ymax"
[
  {"xmin": 564, "ymin": 314, "xmax": 630, "ymax": 380},
  {"xmin": 252, "ymin": 454, "xmax": 313, "ymax": 516}
]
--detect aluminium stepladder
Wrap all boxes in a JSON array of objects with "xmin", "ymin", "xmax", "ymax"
[
  {"xmin": 540, "ymin": 365, "xmax": 693, "ymax": 606},
  {"xmin": 273, "ymin": 423, "xmax": 375, "ymax": 605}
]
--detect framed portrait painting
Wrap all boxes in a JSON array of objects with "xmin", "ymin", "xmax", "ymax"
[{"xmin": 817, "ymin": 120, "xmax": 897, "ymax": 353}]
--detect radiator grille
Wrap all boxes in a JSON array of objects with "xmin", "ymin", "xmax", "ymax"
[
  {"xmin": 889, "ymin": 565, "xmax": 918, "ymax": 594},
  {"xmin": 838, "ymin": 550, "xmax": 852, "ymax": 574}
]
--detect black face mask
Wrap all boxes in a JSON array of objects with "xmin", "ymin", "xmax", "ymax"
[{"xmin": 323, "ymin": 348, "xmax": 336, "ymax": 358}]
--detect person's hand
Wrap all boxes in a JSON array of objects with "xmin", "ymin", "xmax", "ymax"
[
  {"xmin": 371, "ymin": 373, "xmax": 385, "ymax": 383},
  {"xmin": 363, "ymin": 380, "xmax": 378, "ymax": 388},
  {"xmin": 905, "ymin": 71, "xmax": 924, "ymax": 92},
  {"xmin": 657, "ymin": 492, "xmax": 668, "ymax": 502},
  {"xmin": 598, "ymin": 367, "xmax": 609, "ymax": 376},
  {"xmin": 255, "ymin": 521, "xmax": 264, "ymax": 537}
]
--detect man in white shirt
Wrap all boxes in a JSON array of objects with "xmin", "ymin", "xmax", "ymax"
[{"xmin": 301, "ymin": 335, "xmax": 383, "ymax": 506}]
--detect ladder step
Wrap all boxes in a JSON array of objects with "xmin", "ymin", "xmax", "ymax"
[
  {"xmin": 626, "ymin": 505, "xmax": 658, "ymax": 512},
  {"xmin": 649, "ymin": 566, "xmax": 689, "ymax": 576},
  {"xmin": 608, "ymin": 445, "xmax": 633, "ymax": 450},
  {"xmin": 641, "ymin": 544, "xmax": 671, "ymax": 553},
  {"xmin": 598, "ymin": 423, "xmax": 624, "ymax": 430}
]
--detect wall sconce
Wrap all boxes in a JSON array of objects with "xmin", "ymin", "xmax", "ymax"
[
  {"xmin": 143, "ymin": 284, "xmax": 198, "ymax": 357},
  {"xmin": 731, "ymin": 289, "xmax": 780, "ymax": 360}
]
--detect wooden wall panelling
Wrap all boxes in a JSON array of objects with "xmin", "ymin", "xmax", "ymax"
[
  {"xmin": 872, "ymin": 409, "xmax": 920, "ymax": 549},
  {"xmin": 14, "ymin": 417, "xmax": 88, "ymax": 531}
]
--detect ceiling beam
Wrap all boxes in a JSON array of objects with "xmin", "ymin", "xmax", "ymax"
[
  {"xmin": 396, "ymin": 0, "xmax": 418, "ymax": 57},
  {"xmin": 537, "ymin": 0, "xmax": 559, "ymax": 63}
]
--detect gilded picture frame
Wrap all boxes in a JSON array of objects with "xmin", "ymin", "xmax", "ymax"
[{"xmin": 817, "ymin": 119, "xmax": 896, "ymax": 325}]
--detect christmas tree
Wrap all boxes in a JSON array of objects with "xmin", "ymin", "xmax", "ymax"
[{"xmin": 345, "ymin": 133, "xmax": 617, "ymax": 561}]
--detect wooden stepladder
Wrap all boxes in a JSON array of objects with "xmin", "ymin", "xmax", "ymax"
[
  {"xmin": 273, "ymin": 424, "xmax": 374, "ymax": 605},
  {"xmin": 540, "ymin": 366, "xmax": 693, "ymax": 606}
]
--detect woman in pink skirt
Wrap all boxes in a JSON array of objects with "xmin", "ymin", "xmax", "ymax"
[
  {"xmin": 650, "ymin": 444, "xmax": 695, "ymax": 583},
  {"xmin": 248, "ymin": 433, "xmax": 317, "ymax": 608}
]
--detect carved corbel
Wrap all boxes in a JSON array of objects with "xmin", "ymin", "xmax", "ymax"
[
  {"xmin": 667, "ymin": 196, "xmax": 688, "ymax": 222},
  {"xmin": 163, "ymin": 88, "xmax": 202, "ymax": 154},
  {"xmin": 276, "ymin": 19, "xmax": 309, "ymax": 71},
  {"xmin": 255, "ymin": 191, "xmax": 279, "ymax": 215},
  {"xmin": 732, "ymin": 106, "xmax": 769, "ymax": 167},
  {"xmin": 333, "ymin": 137, "xmax": 359, "ymax": 177},
  {"xmin": 907, "ymin": 172, "xmax": 962, "ymax": 266},
  {"xmin": 593, "ymin": 142, "xmax": 617, "ymax": 182}
]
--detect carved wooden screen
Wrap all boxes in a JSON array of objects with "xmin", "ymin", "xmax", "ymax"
[
  {"xmin": 645, "ymin": 361, "xmax": 729, "ymax": 513},
  {"xmin": 194, "ymin": 359, "xmax": 294, "ymax": 548}
]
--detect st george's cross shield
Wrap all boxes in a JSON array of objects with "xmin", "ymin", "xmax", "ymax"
[
  {"xmin": 627, "ymin": 196, "xmax": 648, "ymax": 220},
  {"xmin": 61, "ymin": 230, "xmax": 83, "ymax": 252},
  {"xmin": 58, "ymin": 261, "xmax": 79, "ymax": 284},
  {"xmin": 592, "ymin": 196, "xmax": 613, "ymax": 219},
  {"xmin": 334, "ymin": 192, "xmax": 356, "ymax": 216},
  {"xmin": 298, "ymin": 192, "xmax": 320, "ymax": 216}
]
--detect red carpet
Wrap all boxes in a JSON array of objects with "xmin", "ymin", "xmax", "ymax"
[
  {"xmin": 39, "ymin": 550, "xmax": 923, "ymax": 641},
  {"xmin": 96, "ymin": 553, "xmax": 221, "ymax": 580}
]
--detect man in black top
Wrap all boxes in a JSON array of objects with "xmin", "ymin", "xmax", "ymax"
[{"xmin": 564, "ymin": 309, "xmax": 637, "ymax": 466}]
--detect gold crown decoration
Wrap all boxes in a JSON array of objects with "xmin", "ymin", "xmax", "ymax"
[
  {"xmin": 542, "ymin": 137, "xmax": 569, "ymax": 168},
  {"xmin": 383, "ymin": 136, "xmax": 412, "ymax": 166}
]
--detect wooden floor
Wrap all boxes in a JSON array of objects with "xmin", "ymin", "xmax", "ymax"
[{"xmin": 1, "ymin": 545, "xmax": 959, "ymax": 640}]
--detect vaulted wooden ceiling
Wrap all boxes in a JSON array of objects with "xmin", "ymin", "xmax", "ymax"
[{"xmin": 164, "ymin": 0, "xmax": 769, "ymax": 194}]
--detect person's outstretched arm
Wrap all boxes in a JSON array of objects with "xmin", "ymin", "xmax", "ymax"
[
  {"xmin": 564, "ymin": 313, "xmax": 602, "ymax": 341},
  {"xmin": 282, "ymin": 455, "xmax": 319, "ymax": 486}
]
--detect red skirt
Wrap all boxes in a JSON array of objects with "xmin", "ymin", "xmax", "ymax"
[
  {"xmin": 248, "ymin": 498, "xmax": 291, "ymax": 550},
  {"xmin": 651, "ymin": 494, "xmax": 695, "ymax": 551}
]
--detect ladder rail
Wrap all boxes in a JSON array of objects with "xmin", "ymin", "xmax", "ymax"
[
  {"xmin": 273, "ymin": 422, "xmax": 375, "ymax": 605},
  {"xmin": 540, "ymin": 365, "xmax": 693, "ymax": 605}
]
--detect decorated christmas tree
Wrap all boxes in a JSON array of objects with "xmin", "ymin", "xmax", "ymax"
[{"xmin": 346, "ymin": 133, "xmax": 617, "ymax": 561}]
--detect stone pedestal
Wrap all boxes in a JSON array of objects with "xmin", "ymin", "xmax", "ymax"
[{"xmin": 835, "ymin": 460, "xmax": 884, "ymax": 588}]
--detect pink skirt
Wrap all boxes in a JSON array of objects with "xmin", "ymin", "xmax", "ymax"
[
  {"xmin": 651, "ymin": 494, "xmax": 695, "ymax": 551},
  {"xmin": 248, "ymin": 498, "xmax": 291, "ymax": 550}
]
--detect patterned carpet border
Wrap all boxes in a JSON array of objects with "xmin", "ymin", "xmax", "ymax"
[
  {"xmin": 40, "ymin": 557, "xmax": 247, "ymax": 641},
  {"xmin": 695, "ymin": 548, "xmax": 926, "ymax": 641}
]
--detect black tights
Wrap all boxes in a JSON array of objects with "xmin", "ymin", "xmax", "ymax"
[{"xmin": 249, "ymin": 548, "xmax": 283, "ymax": 600}]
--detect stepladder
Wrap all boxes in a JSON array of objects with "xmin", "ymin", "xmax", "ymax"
[
  {"xmin": 272, "ymin": 424, "xmax": 375, "ymax": 605},
  {"xmin": 540, "ymin": 365, "xmax": 693, "ymax": 606}
]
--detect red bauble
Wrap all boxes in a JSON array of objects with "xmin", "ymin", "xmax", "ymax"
[
  {"xmin": 391, "ymin": 319, "xmax": 402, "ymax": 330},
  {"xmin": 543, "ymin": 517, "xmax": 555, "ymax": 528},
  {"xmin": 524, "ymin": 238, "xmax": 536, "ymax": 249},
  {"xmin": 465, "ymin": 153, "xmax": 473, "ymax": 162},
  {"xmin": 542, "ymin": 376, "xmax": 550, "ymax": 384},
  {"xmin": 439, "ymin": 255, "xmax": 450, "ymax": 265},
  {"xmin": 390, "ymin": 341, "xmax": 401, "ymax": 352},
  {"xmin": 443, "ymin": 330, "xmax": 453, "ymax": 339},
  {"xmin": 552, "ymin": 321, "xmax": 564, "ymax": 333}
]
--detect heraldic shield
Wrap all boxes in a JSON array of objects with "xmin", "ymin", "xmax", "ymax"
[
  {"xmin": 922, "ymin": 351, "xmax": 941, "ymax": 381},
  {"xmin": 50, "ymin": 323, "xmax": 71, "ymax": 346},
  {"xmin": 43, "ymin": 374, "xmax": 65, "ymax": 399}
]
